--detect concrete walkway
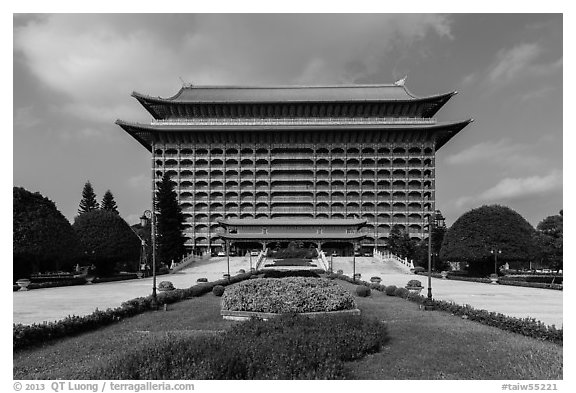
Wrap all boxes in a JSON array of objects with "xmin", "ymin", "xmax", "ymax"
[{"xmin": 13, "ymin": 256, "xmax": 563, "ymax": 328}]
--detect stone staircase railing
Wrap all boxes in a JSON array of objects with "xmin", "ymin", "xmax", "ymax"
[
  {"xmin": 255, "ymin": 248, "xmax": 268, "ymax": 271},
  {"xmin": 374, "ymin": 249, "xmax": 414, "ymax": 273},
  {"xmin": 169, "ymin": 253, "xmax": 209, "ymax": 274},
  {"xmin": 317, "ymin": 249, "xmax": 329, "ymax": 271}
]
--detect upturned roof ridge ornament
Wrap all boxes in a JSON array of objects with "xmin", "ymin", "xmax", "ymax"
[
  {"xmin": 394, "ymin": 75, "xmax": 408, "ymax": 86},
  {"xmin": 179, "ymin": 76, "xmax": 193, "ymax": 88}
]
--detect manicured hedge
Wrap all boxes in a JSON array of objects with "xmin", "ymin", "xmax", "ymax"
[
  {"xmin": 414, "ymin": 271, "xmax": 562, "ymax": 290},
  {"xmin": 262, "ymin": 269, "xmax": 320, "ymax": 279},
  {"xmin": 13, "ymin": 272, "xmax": 254, "ymax": 351},
  {"xmin": 221, "ymin": 277, "xmax": 356, "ymax": 313},
  {"xmin": 88, "ymin": 313, "xmax": 389, "ymax": 380}
]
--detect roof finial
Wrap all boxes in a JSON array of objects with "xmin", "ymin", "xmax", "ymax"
[
  {"xmin": 179, "ymin": 76, "xmax": 193, "ymax": 88},
  {"xmin": 394, "ymin": 75, "xmax": 408, "ymax": 86}
]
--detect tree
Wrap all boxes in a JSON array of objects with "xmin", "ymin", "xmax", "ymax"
[
  {"xmin": 101, "ymin": 190, "xmax": 119, "ymax": 214},
  {"xmin": 440, "ymin": 205, "xmax": 536, "ymax": 276},
  {"xmin": 387, "ymin": 224, "xmax": 416, "ymax": 260},
  {"xmin": 534, "ymin": 211, "xmax": 563, "ymax": 271},
  {"xmin": 155, "ymin": 174, "xmax": 187, "ymax": 265},
  {"xmin": 78, "ymin": 181, "xmax": 99, "ymax": 214},
  {"xmin": 13, "ymin": 187, "xmax": 81, "ymax": 280},
  {"xmin": 73, "ymin": 210, "xmax": 140, "ymax": 276},
  {"xmin": 413, "ymin": 225, "xmax": 447, "ymax": 270}
]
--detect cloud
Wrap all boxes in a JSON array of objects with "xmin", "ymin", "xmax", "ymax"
[
  {"xmin": 488, "ymin": 43, "xmax": 542, "ymax": 82},
  {"xmin": 460, "ymin": 42, "xmax": 561, "ymax": 90},
  {"xmin": 14, "ymin": 14, "xmax": 454, "ymax": 125},
  {"xmin": 456, "ymin": 170, "xmax": 562, "ymax": 208},
  {"xmin": 444, "ymin": 139, "xmax": 545, "ymax": 169}
]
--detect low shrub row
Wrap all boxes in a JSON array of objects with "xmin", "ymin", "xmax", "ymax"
[
  {"xmin": 414, "ymin": 271, "xmax": 563, "ymax": 290},
  {"xmin": 262, "ymin": 269, "xmax": 320, "ymax": 279},
  {"xmin": 331, "ymin": 273, "xmax": 562, "ymax": 344},
  {"xmin": 496, "ymin": 279, "xmax": 562, "ymax": 290},
  {"xmin": 88, "ymin": 313, "xmax": 389, "ymax": 379},
  {"xmin": 221, "ymin": 277, "xmax": 356, "ymax": 313},
  {"xmin": 13, "ymin": 272, "xmax": 254, "ymax": 351}
]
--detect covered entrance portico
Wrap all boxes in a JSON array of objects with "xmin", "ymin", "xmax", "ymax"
[{"xmin": 216, "ymin": 218, "xmax": 367, "ymax": 257}]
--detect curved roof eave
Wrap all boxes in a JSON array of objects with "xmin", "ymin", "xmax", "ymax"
[{"xmin": 131, "ymin": 88, "xmax": 457, "ymax": 105}]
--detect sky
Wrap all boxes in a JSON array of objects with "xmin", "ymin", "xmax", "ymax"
[{"xmin": 13, "ymin": 13, "xmax": 563, "ymax": 227}]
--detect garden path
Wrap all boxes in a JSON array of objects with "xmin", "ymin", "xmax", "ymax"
[{"xmin": 13, "ymin": 256, "xmax": 562, "ymax": 328}]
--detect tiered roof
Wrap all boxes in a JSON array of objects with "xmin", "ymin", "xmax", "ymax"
[{"xmin": 116, "ymin": 82, "xmax": 472, "ymax": 150}]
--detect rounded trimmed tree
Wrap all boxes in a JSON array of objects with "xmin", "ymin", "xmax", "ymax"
[
  {"xmin": 73, "ymin": 210, "xmax": 140, "ymax": 276},
  {"xmin": 13, "ymin": 187, "xmax": 81, "ymax": 281},
  {"xmin": 440, "ymin": 205, "xmax": 536, "ymax": 276}
]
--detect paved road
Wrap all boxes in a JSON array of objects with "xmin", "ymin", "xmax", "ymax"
[{"xmin": 13, "ymin": 257, "xmax": 563, "ymax": 328}]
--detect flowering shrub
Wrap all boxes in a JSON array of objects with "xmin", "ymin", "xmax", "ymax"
[
  {"xmin": 221, "ymin": 277, "xmax": 356, "ymax": 313},
  {"xmin": 89, "ymin": 313, "xmax": 389, "ymax": 380},
  {"xmin": 406, "ymin": 279, "xmax": 422, "ymax": 288},
  {"xmin": 157, "ymin": 281, "xmax": 175, "ymax": 291}
]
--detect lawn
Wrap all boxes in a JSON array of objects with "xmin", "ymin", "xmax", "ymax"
[{"xmin": 13, "ymin": 278, "xmax": 562, "ymax": 380}]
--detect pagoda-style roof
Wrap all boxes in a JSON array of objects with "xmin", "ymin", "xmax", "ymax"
[
  {"xmin": 115, "ymin": 118, "xmax": 473, "ymax": 152},
  {"xmin": 217, "ymin": 218, "xmax": 367, "ymax": 227},
  {"xmin": 132, "ymin": 83, "xmax": 456, "ymax": 120}
]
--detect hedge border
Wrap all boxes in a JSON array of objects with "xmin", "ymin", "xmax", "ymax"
[
  {"xmin": 414, "ymin": 271, "xmax": 562, "ymax": 290},
  {"xmin": 332, "ymin": 273, "xmax": 562, "ymax": 345},
  {"xmin": 13, "ymin": 272, "xmax": 254, "ymax": 351}
]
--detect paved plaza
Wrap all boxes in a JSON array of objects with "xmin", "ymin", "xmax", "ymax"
[{"xmin": 13, "ymin": 257, "xmax": 562, "ymax": 328}]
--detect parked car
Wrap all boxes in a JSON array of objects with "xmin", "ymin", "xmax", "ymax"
[
  {"xmin": 217, "ymin": 251, "xmax": 226, "ymax": 257},
  {"xmin": 364, "ymin": 252, "xmax": 373, "ymax": 257},
  {"xmin": 250, "ymin": 250, "xmax": 260, "ymax": 256}
]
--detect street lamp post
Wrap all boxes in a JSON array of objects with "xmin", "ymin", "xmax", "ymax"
[
  {"xmin": 226, "ymin": 240, "xmax": 230, "ymax": 280},
  {"xmin": 491, "ymin": 249, "xmax": 502, "ymax": 275},
  {"xmin": 425, "ymin": 214, "xmax": 434, "ymax": 310},
  {"xmin": 424, "ymin": 210, "xmax": 444, "ymax": 311},
  {"xmin": 145, "ymin": 208, "xmax": 157, "ymax": 309}
]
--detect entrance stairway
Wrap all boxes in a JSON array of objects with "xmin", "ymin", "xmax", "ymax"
[{"xmin": 374, "ymin": 250, "xmax": 414, "ymax": 274}]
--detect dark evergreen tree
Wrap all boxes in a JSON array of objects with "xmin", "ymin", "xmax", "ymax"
[
  {"xmin": 413, "ymin": 225, "xmax": 447, "ymax": 270},
  {"xmin": 155, "ymin": 174, "xmax": 187, "ymax": 265},
  {"xmin": 440, "ymin": 205, "xmax": 536, "ymax": 275},
  {"xmin": 78, "ymin": 181, "xmax": 99, "ymax": 214},
  {"xmin": 387, "ymin": 224, "xmax": 417, "ymax": 260},
  {"xmin": 13, "ymin": 187, "xmax": 81, "ymax": 280},
  {"xmin": 533, "ymin": 211, "xmax": 563, "ymax": 271},
  {"xmin": 73, "ymin": 210, "xmax": 140, "ymax": 276},
  {"xmin": 101, "ymin": 190, "xmax": 119, "ymax": 214}
]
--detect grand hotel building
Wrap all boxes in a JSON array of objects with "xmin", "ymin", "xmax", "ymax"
[{"xmin": 117, "ymin": 81, "xmax": 471, "ymax": 254}]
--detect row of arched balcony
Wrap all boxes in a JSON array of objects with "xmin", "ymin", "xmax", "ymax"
[
  {"xmin": 154, "ymin": 146, "xmax": 434, "ymax": 156},
  {"xmin": 156, "ymin": 157, "xmax": 433, "ymax": 168},
  {"xmin": 181, "ymin": 190, "xmax": 431, "ymax": 199},
  {"xmin": 157, "ymin": 168, "xmax": 433, "ymax": 178}
]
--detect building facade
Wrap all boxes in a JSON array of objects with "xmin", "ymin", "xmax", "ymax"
[{"xmin": 117, "ymin": 82, "xmax": 471, "ymax": 254}]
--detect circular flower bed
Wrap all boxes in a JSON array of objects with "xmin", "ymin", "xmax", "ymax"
[{"xmin": 221, "ymin": 277, "xmax": 356, "ymax": 313}]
